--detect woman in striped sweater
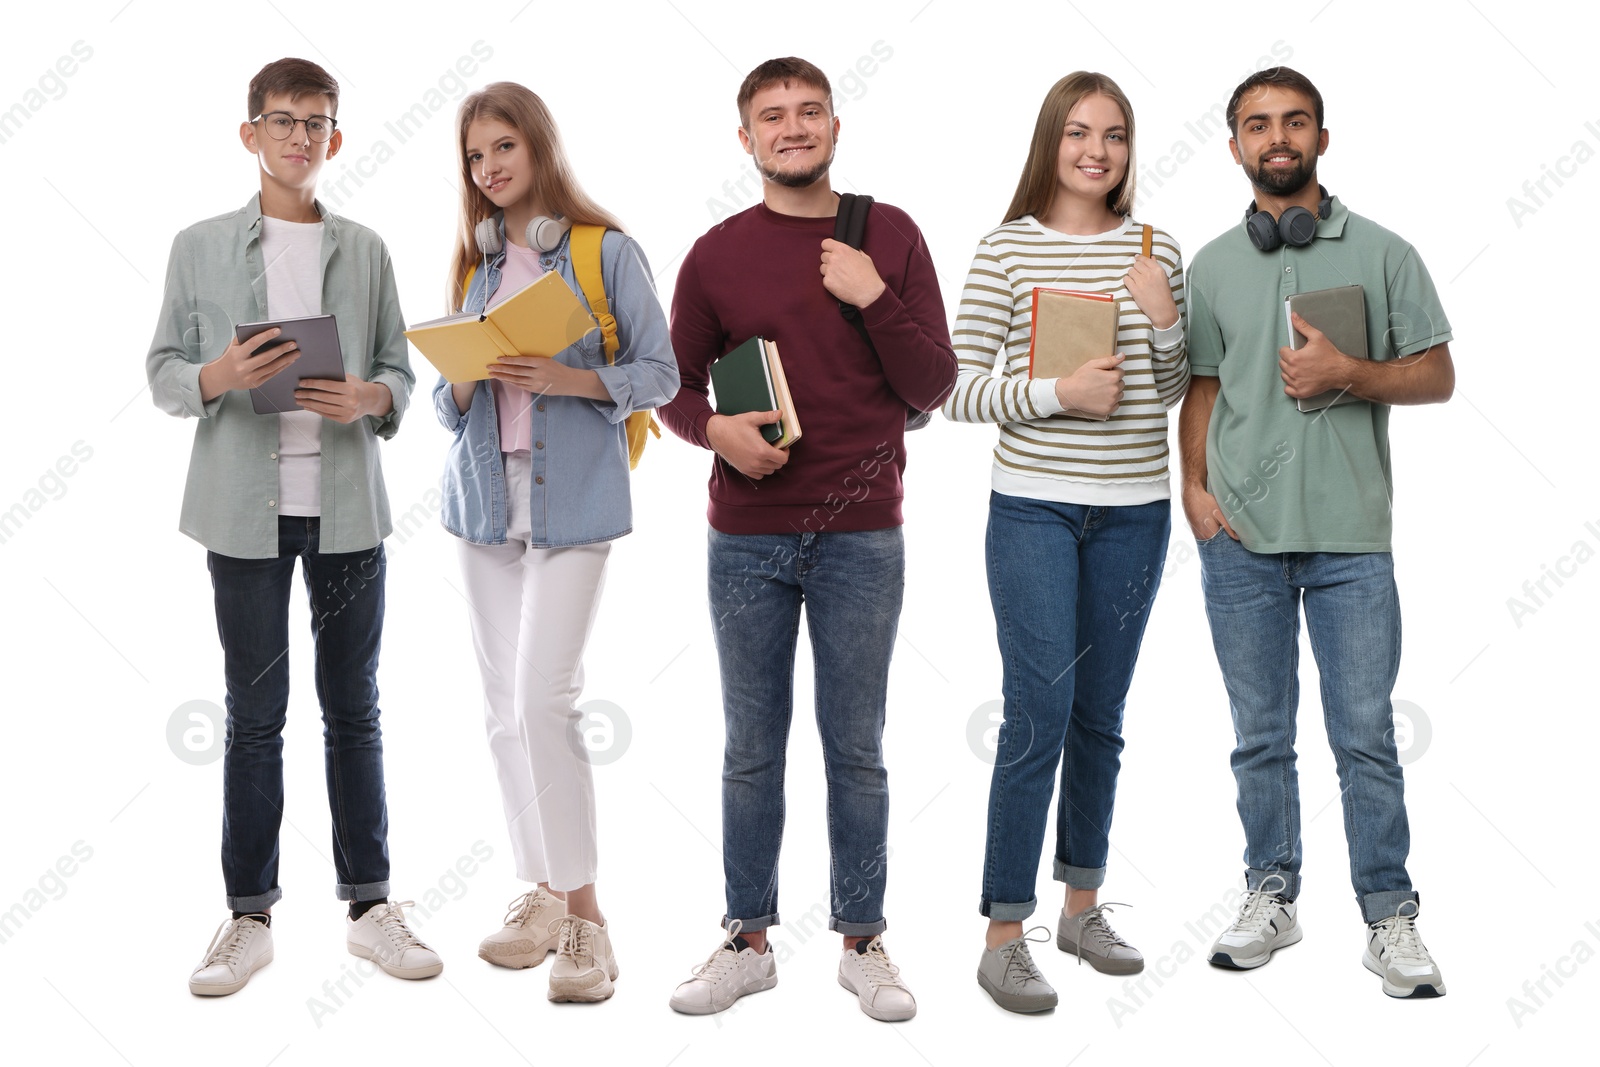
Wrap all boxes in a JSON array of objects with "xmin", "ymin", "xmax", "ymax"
[{"xmin": 944, "ymin": 71, "xmax": 1189, "ymax": 1014}]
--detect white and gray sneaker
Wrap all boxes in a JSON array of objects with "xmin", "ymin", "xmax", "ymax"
[
  {"xmin": 1057, "ymin": 902, "xmax": 1144, "ymax": 975},
  {"xmin": 1208, "ymin": 875, "xmax": 1302, "ymax": 969},
  {"xmin": 347, "ymin": 900, "xmax": 444, "ymax": 979},
  {"xmin": 838, "ymin": 936, "xmax": 917, "ymax": 1022},
  {"xmin": 189, "ymin": 914, "xmax": 273, "ymax": 996},
  {"xmin": 668, "ymin": 921, "xmax": 778, "ymax": 1015},
  {"xmin": 479, "ymin": 887, "xmax": 566, "ymax": 969},
  {"xmin": 1363, "ymin": 901, "xmax": 1445, "ymax": 998},
  {"xmin": 977, "ymin": 927, "xmax": 1057, "ymax": 1013}
]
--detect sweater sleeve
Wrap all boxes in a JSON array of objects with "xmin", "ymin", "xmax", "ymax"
[
  {"xmin": 1152, "ymin": 240, "xmax": 1191, "ymax": 410},
  {"xmin": 857, "ymin": 216, "xmax": 958, "ymax": 413},
  {"xmin": 658, "ymin": 242, "xmax": 721, "ymax": 450},
  {"xmin": 941, "ymin": 237, "xmax": 1062, "ymax": 425}
]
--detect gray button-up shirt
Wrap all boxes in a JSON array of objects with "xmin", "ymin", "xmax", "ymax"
[{"xmin": 147, "ymin": 194, "xmax": 414, "ymax": 558}]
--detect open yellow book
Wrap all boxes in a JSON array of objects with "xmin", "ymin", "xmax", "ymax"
[{"xmin": 404, "ymin": 273, "xmax": 598, "ymax": 383}]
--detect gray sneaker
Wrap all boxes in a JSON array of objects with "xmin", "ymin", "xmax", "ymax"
[
  {"xmin": 1057, "ymin": 902, "xmax": 1143, "ymax": 975},
  {"xmin": 1363, "ymin": 901, "xmax": 1445, "ymax": 998},
  {"xmin": 977, "ymin": 928, "xmax": 1057, "ymax": 1013},
  {"xmin": 1208, "ymin": 874, "xmax": 1301, "ymax": 970}
]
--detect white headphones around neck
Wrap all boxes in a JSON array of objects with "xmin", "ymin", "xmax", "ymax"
[{"xmin": 474, "ymin": 213, "xmax": 570, "ymax": 255}]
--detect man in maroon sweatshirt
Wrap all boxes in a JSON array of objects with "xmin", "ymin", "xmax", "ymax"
[{"xmin": 660, "ymin": 57, "xmax": 956, "ymax": 1022}]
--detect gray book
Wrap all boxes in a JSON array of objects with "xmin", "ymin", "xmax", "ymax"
[{"xmin": 1284, "ymin": 285, "xmax": 1367, "ymax": 412}]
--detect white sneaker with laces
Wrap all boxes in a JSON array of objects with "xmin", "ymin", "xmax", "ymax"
[
  {"xmin": 838, "ymin": 936, "xmax": 917, "ymax": 1022},
  {"xmin": 1208, "ymin": 874, "xmax": 1302, "ymax": 969},
  {"xmin": 189, "ymin": 914, "xmax": 273, "ymax": 996},
  {"xmin": 347, "ymin": 900, "xmax": 443, "ymax": 979},
  {"xmin": 668, "ymin": 920, "xmax": 778, "ymax": 1015},
  {"xmin": 1364, "ymin": 900, "xmax": 1445, "ymax": 998},
  {"xmin": 547, "ymin": 915, "xmax": 619, "ymax": 1002},
  {"xmin": 479, "ymin": 887, "xmax": 567, "ymax": 969}
]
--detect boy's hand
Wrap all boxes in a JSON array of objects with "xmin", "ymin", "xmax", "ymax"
[
  {"xmin": 198, "ymin": 328, "xmax": 299, "ymax": 401},
  {"xmin": 820, "ymin": 238, "xmax": 886, "ymax": 309},
  {"xmin": 1279, "ymin": 312, "xmax": 1354, "ymax": 399},
  {"xmin": 294, "ymin": 375, "xmax": 392, "ymax": 423},
  {"xmin": 706, "ymin": 410, "xmax": 789, "ymax": 480}
]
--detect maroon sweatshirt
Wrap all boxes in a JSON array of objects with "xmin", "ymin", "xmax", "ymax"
[{"xmin": 661, "ymin": 200, "xmax": 957, "ymax": 535}]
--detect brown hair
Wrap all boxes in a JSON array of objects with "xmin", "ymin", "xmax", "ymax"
[
  {"xmin": 736, "ymin": 57, "xmax": 832, "ymax": 128},
  {"xmin": 247, "ymin": 58, "xmax": 339, "ymax": 119},
  {"xmin": 447, "ymin": 82, "xmax": 625, "ymax": 310},
  {"xmin": 1226, "ymin": 66, "xmax": 1324, "ymax": 135},
  {"xmin": 1003, "ymin": 72, "xmax": 1137, "ymax": 224}
]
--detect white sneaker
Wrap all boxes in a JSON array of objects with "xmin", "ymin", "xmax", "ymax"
[
  {"xmin": 1208, "ymin": 875, "xmax": 1302, "ymax": 969},
  {"xmin": 838, "ymin": 936, "xmax": 916, "ymax": 1022},
  {"xmin": 347, "ymin": 900, "xmax": 443, "ymax": 979},
  {"xmin": 547, "ymin": 915, "xmax": 619, "ymax": 1003},
  {"xmin": 1363, "ymin": 901, "xmax": 1446, "ymax": 998},
  {"xmin": 668, "ymin": 921, "xmax": 778, "ymax": 1015},
  {"xmin": 479, "ymin": 887, "xmax": 567, "ymax": 969},
  {"xmin": 189, "ymin": 914, "xmax": 273, "ymax": 996}
]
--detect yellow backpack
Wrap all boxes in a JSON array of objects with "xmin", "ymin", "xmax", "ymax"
[
  {"xmin": 464, "ymin": 224, "xmax": 661, "ymax": 470},
  {"xmin": 570, "ymin": 224, "xmax": 660, "ymax": 470}
]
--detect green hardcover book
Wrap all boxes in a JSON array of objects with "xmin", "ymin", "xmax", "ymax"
[{"xmin": 710, "ymin": 336, "xmax": 801, "ymax": 446}]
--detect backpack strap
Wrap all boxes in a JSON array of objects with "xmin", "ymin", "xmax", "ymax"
[
  {"xmin": 1141, "ymin": 223, "xmax": 1152, "ymax": 259},
  {"xmin": 569, "ymin": 224, "xmax": 618, "ymax": 363},
  {"xmin": 833, "ymin": 193, "xmax": 875, "ymax": 342}
]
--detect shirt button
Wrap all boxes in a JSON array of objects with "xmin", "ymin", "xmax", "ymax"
[
  {"xmin": 535, "ymin": 441, "xmax": 544, "ymax": 449},
  {"xmin": 536, "ymin": 403, "xmax": 545, "ymax": 412},
  {"xmin": 535, "ymin": 476, "xmax": 545, "ymax": 485},
  {"xmin": 1284, "ymin": 266, "xmax": 1293, "ymax": 273},
  {"xmin": 268, "ymin": 499, "xmax": 277, "ymax": 508},
  {"xmin": 269, "ymin": 452, "xmax": 278, "ymax": 459}
]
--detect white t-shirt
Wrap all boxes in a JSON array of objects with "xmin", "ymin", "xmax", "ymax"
[{"xmin": 260, "ymin": 217, "xmax": 326, "ymax": 516}]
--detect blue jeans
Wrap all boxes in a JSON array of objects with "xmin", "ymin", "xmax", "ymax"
[
  {"xmin": 707, "ymin": 526, "xmax": 903, "ymax": 937},
  {"xmin": 1197, "ymin": 531, "xmax": 1416, "ymax": 923},
  {"xmin": 207, "ymin": 517, "xmax": 392, "ymax": 912},
  {"xmin": 981, "ymin": 494, "xmax": 1169, "ymax": 921}
]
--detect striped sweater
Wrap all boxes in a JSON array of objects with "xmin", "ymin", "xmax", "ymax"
[{"xmin": 941, "ymin": 215, "xmax": 1190, "ymax": 504}]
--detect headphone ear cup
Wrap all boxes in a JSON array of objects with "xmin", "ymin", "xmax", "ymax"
[
  {"xmin": 1245, "ymin": 210, "xmax": 1281, "ymax": 252},
  {"xmin": 528, "ymin": 215, "xmax": 569, "ymax": 252},
  {"xmin": 474, "ymin": 217, "xmax": 502, "ymax": 256},
  {"xmin": 1279, "ymin": 206, "xmax": 1318, "ymax": 247}
]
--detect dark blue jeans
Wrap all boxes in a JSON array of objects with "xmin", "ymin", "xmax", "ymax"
[
  {"xmin": 207, "ymin": 517, "xmax": 391, "ymax": 912},
  {"xmin": 981, "ymin": 494, "xmax": 1170, "ymax": 921},
  {"xmin": 707, "ymin": 526, "xmax": 903, "ymax": 937}
]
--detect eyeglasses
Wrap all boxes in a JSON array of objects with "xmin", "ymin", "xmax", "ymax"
[{"xmin": 251, "ymin": 111, "xmax": 338, "ymax": 143}]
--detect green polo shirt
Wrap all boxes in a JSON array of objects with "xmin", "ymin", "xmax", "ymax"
[
  {"xmin": 1186, "ymin": 197, "xmax": 1452, "ymax": 553},
  {"xmin": 146, "ymin": 194, "xmax": 414, "ymax": 559}
]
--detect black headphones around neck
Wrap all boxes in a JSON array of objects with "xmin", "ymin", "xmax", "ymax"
[{"xmin": 1243, "ymin": 185, "xmax": 1333, "ymax": 252}]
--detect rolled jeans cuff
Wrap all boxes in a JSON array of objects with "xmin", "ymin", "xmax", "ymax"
[
  {"xmin": 1246, "ymin": 868, "xmax": 1301, "ymax": 901},
  {"xmin": 830, "ymin": 916, "xmax": 888, "ymax": 937},
  {"xmin": 1055, "ymin": 859, "xmax": 1107, "ymax": 890},
  {"xmin": 723, "ymin": 911, "xmax": 779, "ymax": 935},
  {"xmin": 337, "ymin": 879, "xmax": 391, "ymax": 903},
  {"xmin": 227, "ymin": 886, "xmax": 283, "ymax": 913},
  {"xmin": 1361, "ymin": 890, "xmax": 1420, "ymax": 925},
  {"xmin": 980, "ymin": 896, "xmax": 1037, "ymax": 922}
]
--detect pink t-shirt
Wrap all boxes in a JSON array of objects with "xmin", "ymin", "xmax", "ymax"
[{"xmin": 487, "ymin": 242, "xmax": 546, "ymax": 453}]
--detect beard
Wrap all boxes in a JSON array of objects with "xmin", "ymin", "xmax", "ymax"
[
  {"xmin": 758, "ymin": 136, "xmax": 837, "ymax": 189},
  {"xmin": 1244, "ymin": 150, "xmax": 1316, "ymax": 198}
]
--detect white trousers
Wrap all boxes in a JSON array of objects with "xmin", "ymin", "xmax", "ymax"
[{"xmin": 457, "ymin": 453, "xmax": 610, "ymax": 890}]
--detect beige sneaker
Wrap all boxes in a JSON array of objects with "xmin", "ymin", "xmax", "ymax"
[
  {"xmin": 189, "ymin": 914, "xmax": 273, "ymax": 996},
  {"xmin": 547, "ymin": 915, "xmax": 619, "ymax": 1003},
  {"xmin": 478, "ymin": 888, "xmax": 567, "ymax": 969}
]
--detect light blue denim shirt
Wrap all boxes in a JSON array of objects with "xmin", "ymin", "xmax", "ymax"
[
  {"xmin": 432, "ymin": 226, "xmax": 678, "ymax": 546},
  {"xmin": 147, "ymin": 194, "xmax": 414, "ymax": 559}
]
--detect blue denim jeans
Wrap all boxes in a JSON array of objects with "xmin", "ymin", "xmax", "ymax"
[
  {"xmin": 207, "ymin": 517, "xmax": 392, "ymax": 912},
  {"xmin": 981, "ymin": 494, "xmax": 1169, "ymax": 921},
  {"xmin": 1197, "ymin": 531, "xmax": 1417, "ymax": 923},
  {"xmin": 707, "ymin": 526, "xmax": 903, "ymax": 937}
]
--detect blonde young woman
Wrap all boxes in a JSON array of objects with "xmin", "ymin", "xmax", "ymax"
[
  {"xmin": 941, "ymin": 71, "xmax": 1189, "ymax": 1013},
  {"xmin": 431, "ymin": 81, "xmax": 678, "ymax": 1002}
]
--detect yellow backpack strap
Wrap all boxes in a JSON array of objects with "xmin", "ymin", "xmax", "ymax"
[{"xmin": 570, "ymin": 224, "xmax": 618, "ymax": 364}]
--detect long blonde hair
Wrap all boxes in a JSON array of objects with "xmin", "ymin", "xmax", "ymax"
[
  {"xmin": 447, "ymin": 82, "xmax": 625, "ymax": 310},
  {"xmin": 1003, "ymin": 72, "xmax": 1138, "ymax": 224}
]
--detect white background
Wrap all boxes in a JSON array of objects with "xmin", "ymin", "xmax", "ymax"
[{"xmin": 1, "ymin": 1, "xmax": 1595, "ymax": 1064}]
